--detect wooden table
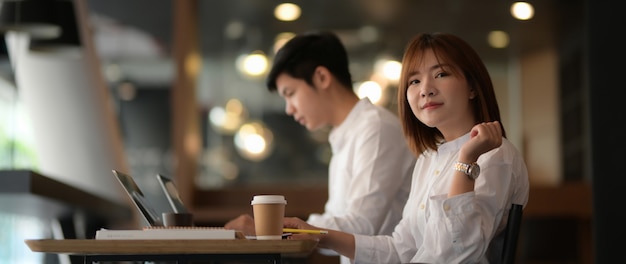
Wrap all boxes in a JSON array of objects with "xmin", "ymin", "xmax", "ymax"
[{"xmin": 26, "ymin": 238, "xmax": 318, "ymax": 263}]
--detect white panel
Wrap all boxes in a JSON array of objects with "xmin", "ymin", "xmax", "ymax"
[{"xmin": 8, "ymin": 32, "xmax": 126, "ymax": 203}]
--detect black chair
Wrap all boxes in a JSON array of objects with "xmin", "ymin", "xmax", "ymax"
[{"xmin": 501, "ymin": 204, "xmax": 524, "ymax": 264}]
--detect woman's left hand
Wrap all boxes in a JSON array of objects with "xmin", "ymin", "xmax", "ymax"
[{"xmin": 460, "ymin": 121, "xmax": 503, "ymax": 161}]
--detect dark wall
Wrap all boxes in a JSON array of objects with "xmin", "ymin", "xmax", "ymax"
[{"xmin": 588, "ymin": 0, "xmax": 626, "ymax": 263}]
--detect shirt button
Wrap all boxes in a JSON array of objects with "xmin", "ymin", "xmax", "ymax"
[
  {"xmin": 434, "ymin": 170, "xmax": 440, "ymax": 175},
  {"xmin": 420, "ymin": 204, "xmax": 425, "ymax": 209},
  {"xmin": 444, "ymin": 204, "xmax": 450, "ymax": 211}
]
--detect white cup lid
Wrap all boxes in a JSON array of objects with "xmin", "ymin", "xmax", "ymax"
[{"xmin": 251, "ymin": 195, "xmax": 287, "ymax": 205}]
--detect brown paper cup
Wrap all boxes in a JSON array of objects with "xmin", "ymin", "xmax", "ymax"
[{"xmin": 251, "ymin": 195, "xmax": 287, "ymax": 240}]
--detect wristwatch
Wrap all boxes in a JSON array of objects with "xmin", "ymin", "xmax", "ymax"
[{"xmin": 454, "ymin": 161, "xmax": 480, "ymax": 180}]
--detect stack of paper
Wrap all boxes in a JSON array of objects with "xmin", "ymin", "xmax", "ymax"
[{"xmin": 95, "ymin": 228, "xmax": 237, "ymax": 240}]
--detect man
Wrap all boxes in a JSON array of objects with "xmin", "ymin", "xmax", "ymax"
[{"xmin": 225, "ymin": 31, "xmax": 415, "ymax": 264}]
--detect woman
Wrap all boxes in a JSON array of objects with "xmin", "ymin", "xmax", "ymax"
[
  {"xmin": 225, "ymin": 31, "xmax": 415, "ymax": 264},
  {"xmin": 283, "ymin": 32, "xmax": 530, "ymax": 263}
]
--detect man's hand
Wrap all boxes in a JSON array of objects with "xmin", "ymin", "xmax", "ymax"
[{"xmin": 224, "ymin": 214, "xmax": 256, "ymax": 236}]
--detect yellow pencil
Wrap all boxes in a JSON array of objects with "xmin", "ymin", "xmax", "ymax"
[{"xmin": 283, "ymin": 228, "xmax": 328, "ymax": 234}]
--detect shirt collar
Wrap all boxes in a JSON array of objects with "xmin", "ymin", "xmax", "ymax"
[{"xmin": 437, "ymin": 132, "xmax": 471, "ymax": 154}]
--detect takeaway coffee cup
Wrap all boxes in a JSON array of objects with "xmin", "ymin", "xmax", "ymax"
[{"xmin": 251, "ymin": 195, "xmax": 287, "ymax": 240}]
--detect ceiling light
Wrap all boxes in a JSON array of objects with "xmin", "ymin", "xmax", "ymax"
[
  {"xmin": 236, "ymin": 51, "xmax": 268, "ymax": 77},
  {"xmin": 487, "ymin": 30, "xmax": 510, "ymax": 48},
  {"xmin": 274, "ymin": 3, "xmax": 301, "ymax": 22},
  {"xmin": 273, "ymin": 32, "xmax": 295, "ymax": 53},
  {"xmin": 511, "ymin": 2, "xmax": 534, "ymax": 20},
  {"xmin": 355, "ymin": 81, "xmax": 383, "ymax": 104},
  {"xmin": 209, "ymin": 98, "xmax": 248, "ymax": 134},
  {"xmin": 234, "ymin": 121, "xmax": 274, "ymax": 161},
  {"xmin": 378, "ymin": 60, "xmax": 402, "ymax": 82}
]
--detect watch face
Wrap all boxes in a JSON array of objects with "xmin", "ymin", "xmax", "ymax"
[{"xmin": 469, "ymin": 163, "xmax": 480, "ymax": 179}]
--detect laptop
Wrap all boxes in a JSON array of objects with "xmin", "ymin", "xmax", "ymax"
[
  {"xmin": 155, "ymin": 174, "xmax": 189, "ymax": 213},
  {"xmin": 112, "ymin": 170, "xmax": 163, "ymax": 226}
]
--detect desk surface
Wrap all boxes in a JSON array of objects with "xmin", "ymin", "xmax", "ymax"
[{"xmin": 26, "ymin": 239, "xmax": 318, "ymax": 256}]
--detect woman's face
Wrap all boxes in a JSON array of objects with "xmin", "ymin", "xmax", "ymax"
[
  {"xmin": 405, "ymin": 49, "xmax": 476, "ymax": 138},
  {"xmin": 275, "ymin": 72, "xmax": 329, "ymax": 131}
]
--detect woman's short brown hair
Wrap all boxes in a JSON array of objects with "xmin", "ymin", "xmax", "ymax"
[{"xmin": 397, "ymin": 33, "xmax": 505, "ymax": 155}]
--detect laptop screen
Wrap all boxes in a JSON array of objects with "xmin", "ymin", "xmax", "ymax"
[
  {"xmin": 112, "ymin": 170, "xmax": 163, "ymax": 226},
  {"xmin": 156, "ymin": 174, "xmax": 189, "ymax": 213}
]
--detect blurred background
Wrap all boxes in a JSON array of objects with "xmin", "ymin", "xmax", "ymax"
[{"xmin": 0, "ymin": 0, "xmax": 607, "ymax": 263}]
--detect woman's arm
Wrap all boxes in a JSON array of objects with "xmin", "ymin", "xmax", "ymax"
[
  {"xmin": 450, "ymin": 121, "xmax": 502, "ymax": 197},
  {"xmin": 284, "ymin": 217, "xmax": 356, "ymax": 259}
]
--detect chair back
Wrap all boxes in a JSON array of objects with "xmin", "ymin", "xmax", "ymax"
[{"xmin": 501, "ymin": 204, "xmax": 524, "ymax": 264}]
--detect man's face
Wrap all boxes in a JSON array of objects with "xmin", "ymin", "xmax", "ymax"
[{"xmin": 275, "ymin": 73, "xmax": 328, "ymax": 131}]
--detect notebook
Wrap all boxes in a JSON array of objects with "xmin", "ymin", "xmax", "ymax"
[
  {"xmin": 155, "ymin": 174, "xmax": 189, "ymax": 213},
  {"xmin": 112, "ymin": 170, "xmax": 163, "ymax": 226},
  {"xmin": 95, "ymin": 227, "xmax": 238, "ymax": 240}
]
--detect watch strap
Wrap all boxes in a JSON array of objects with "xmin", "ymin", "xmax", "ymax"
[{"xmin": 454, "ymin": 161, "xmax": 479, "ymax": 180}]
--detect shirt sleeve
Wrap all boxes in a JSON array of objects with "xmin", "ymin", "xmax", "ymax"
[
  {"xmin": 308, "ymin": 118, "xmax": 414, "ymax": 236},
  {"xmin": 352, "ymin": 162, "xmax": 420, "ymax": 264},
  {"xmin": 354, "ymin": 141, "xmax": 529, "ymax": 263},
  {"xmin": 416, "ymin": 147, "xmax": 524, "ymax": 263}
]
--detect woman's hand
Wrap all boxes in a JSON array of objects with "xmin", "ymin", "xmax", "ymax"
[
  {"xmin": 284, "ymin": 217, "xmax": 356, "ymax": 259},
  {"xmin": 459, "ymin": 121, "xmax": 503, "ymax": 162}
]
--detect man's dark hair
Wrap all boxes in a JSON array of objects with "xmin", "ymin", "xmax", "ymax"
[{"xmin": 266, "ymin": 31, "xmax": 353, "ymax": 92}]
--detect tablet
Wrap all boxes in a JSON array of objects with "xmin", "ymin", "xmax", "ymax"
[
  {"xmin": 112, "ymin": 170, "xmax": 163, "ymax": 226},
  {"xmin": 156, "ymin": 174, "xmax": 189, "ymax": 213}
]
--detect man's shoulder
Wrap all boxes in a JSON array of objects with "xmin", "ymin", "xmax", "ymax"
[
  {"xmin": 350, "ymin": 116, "xmax": 402, "ymax": 137},
  {"xmin": 355, "ymin": 103, "xmax": 401, "ymax": 125}
]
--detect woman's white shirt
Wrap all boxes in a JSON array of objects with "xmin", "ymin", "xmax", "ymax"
[
  {"xmin": 307, "ymin": 98, "xmax": 416, "ymax": 263},
  {"xmin": 353, "ymin": 132, "xmax": 529, "ymax": 264}
]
